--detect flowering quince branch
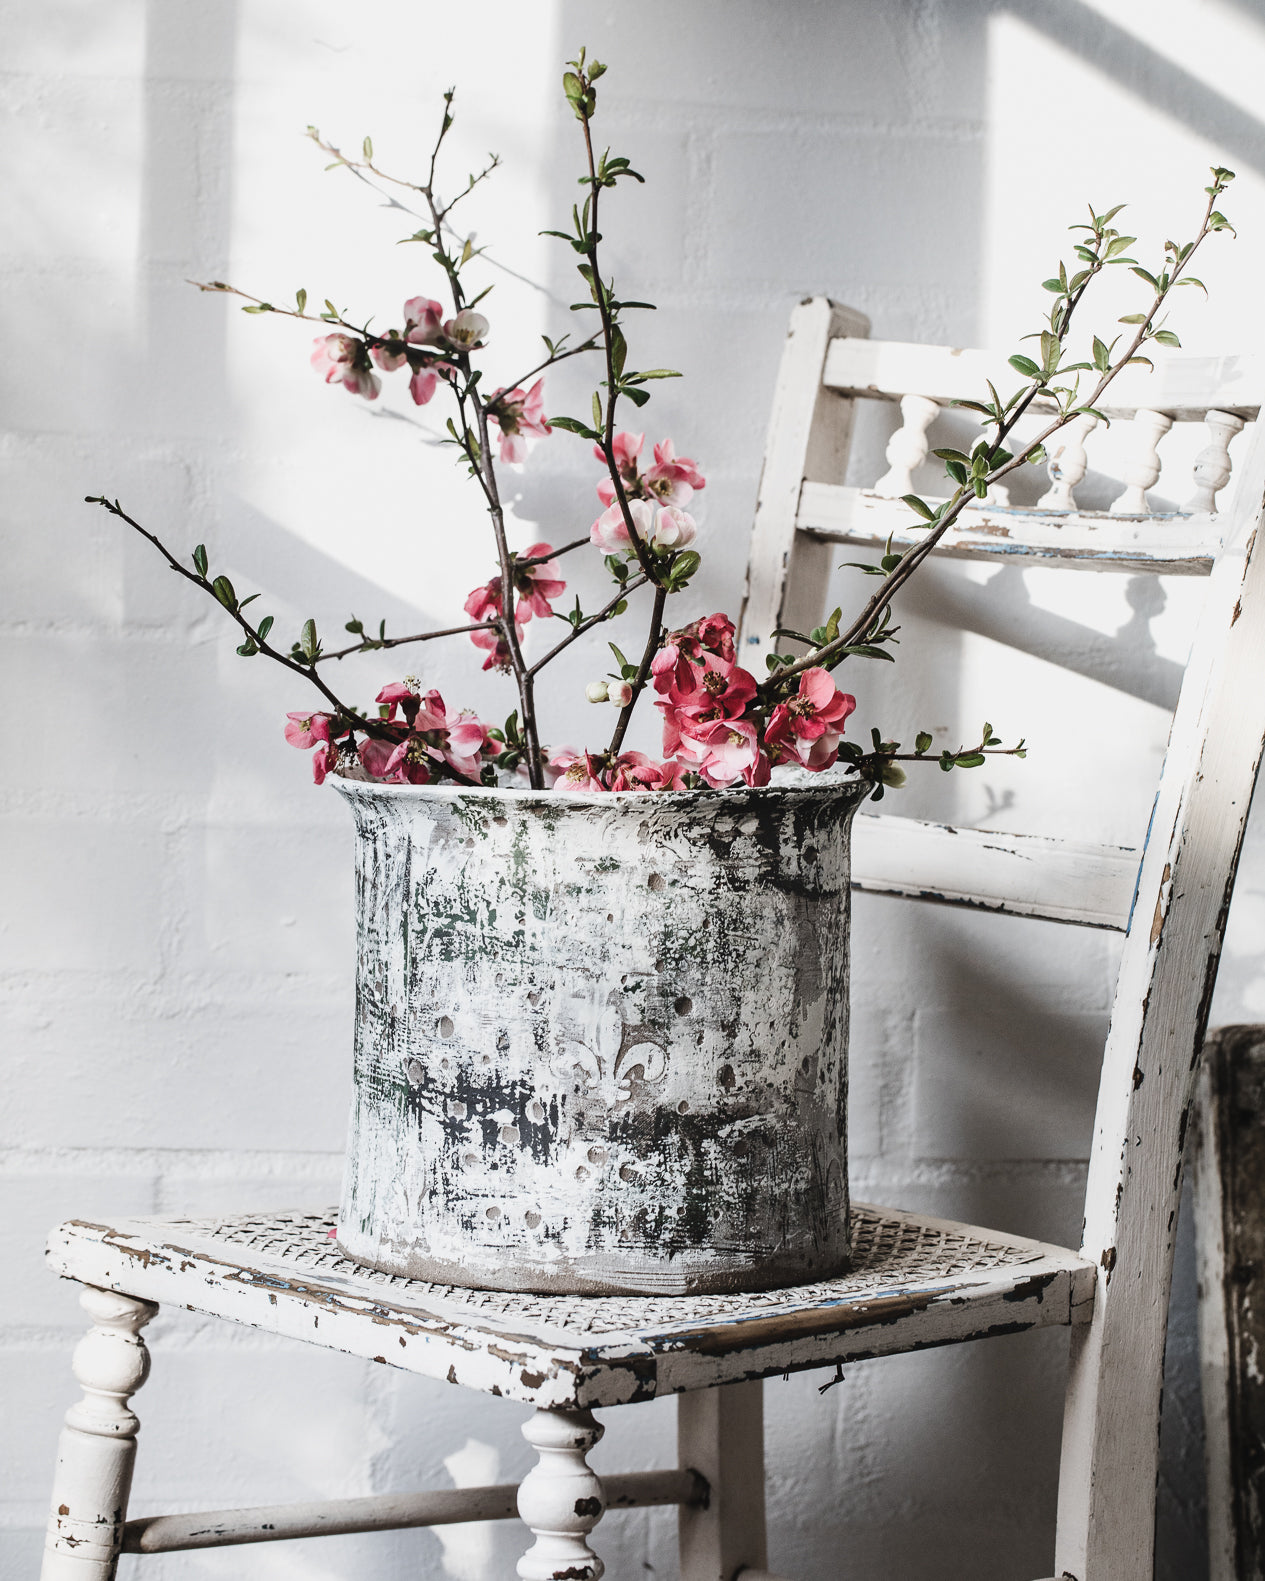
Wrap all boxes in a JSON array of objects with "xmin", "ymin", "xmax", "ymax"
[
  {"xmin": 91, "ymin": 52, "xmax": 1232, "ymax": 799},
  {"xmin": 759, "ymin": 168, "xmax": 1237, "ymax": 695}
]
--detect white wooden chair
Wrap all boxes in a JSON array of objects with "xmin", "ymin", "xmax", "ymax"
[{"xmin": 36, "ymin": 300, "xmax": 1265, "ymax": 1581}]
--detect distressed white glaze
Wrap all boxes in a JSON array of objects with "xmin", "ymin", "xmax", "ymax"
[{"xmin": 332, "ymin": 776, "xmax": 869, "ymax": 1295}]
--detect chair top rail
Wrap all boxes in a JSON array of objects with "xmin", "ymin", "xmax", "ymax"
[
  {"xmin": 851, "ymin": 813, "xmax": 1139, "ymax": 931},
  {"xmin": 822, "ymin": 337, "xmax": 1262, "ymax": 421},
  {"xmin": 798, "ymin": 483, "xmax": 1223, "ymax": 575}
]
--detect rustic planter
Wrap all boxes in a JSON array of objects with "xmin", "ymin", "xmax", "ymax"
[{"xmin": 332, "ymin": 773, "xmax": 869, "ymax": 1295}]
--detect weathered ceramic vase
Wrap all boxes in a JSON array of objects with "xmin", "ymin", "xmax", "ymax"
[{"xmin": 333, "ymin": 774, "xmax": 869, "ymax": 1295}]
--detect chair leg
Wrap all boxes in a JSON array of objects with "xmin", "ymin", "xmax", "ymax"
[
  {"xmin": 516, "ymin": 1406, "xmax": 606, "ymax": 1581},
  {"xmin": 41, "ymin": 1286, "xmax": 158, "ymax": 1580},
  {"xmin": 678, "ymin": 1380, "xmax": 768, "ymax": 1581}
]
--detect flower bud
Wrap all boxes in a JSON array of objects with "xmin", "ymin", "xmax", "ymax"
[
  {"xmin": 608, "ymin": 680, "xmax": 633, "ymax": 707},
  {"xmin": 879, "ymin": 761, "xmax": 907, "ymax": 788},
  {"xmin": 585, "ymin": 680, "xmax": 610, "ymax": 704}
]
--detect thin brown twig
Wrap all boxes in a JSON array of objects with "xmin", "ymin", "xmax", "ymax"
[{"xmin": 526, "ymin": 573, "xmax": 649, "ymax": 678}]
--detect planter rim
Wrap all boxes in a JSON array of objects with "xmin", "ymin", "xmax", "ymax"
[{"xmin": 330, "ymin": 768, "xmax": 870, "ymax": 810}]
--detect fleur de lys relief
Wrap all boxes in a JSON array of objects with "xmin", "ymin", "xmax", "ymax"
[{"xmin": 552, "ymin": 1028, "xmax": 669, "ymax": 1105}]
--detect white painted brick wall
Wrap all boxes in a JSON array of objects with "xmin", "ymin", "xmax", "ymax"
[{"xmin": 7, "ymin": 2, "xmax": 1265, "ymax": 1576}]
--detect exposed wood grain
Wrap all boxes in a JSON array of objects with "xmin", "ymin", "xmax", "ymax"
[
  {"xmin": 678, "ymin": 1382, "xmax": 767, "ymax": 1581},
  {"xmin": 1055, "ymin": 427, "xmax": 1265, "ymax": 1581},
  {"xmin": 122, "ymin": 1469, "xmax": 703, "ymax": 1553},
  {"xmin": 738, "ymin": 299, "xmax": 869, "ymax": 662},
  {"xmin": 797, "ymin": 482, "xmax": 1223, "ymax": 576},
  {"xmin": 851, "ymin": 815, "xmax": 1139, "ymax": 930},
  {"xmin": 44, "ymin": 1206, "xmax": 1093, "ymax": 1412},
  {"xmin": 822, "ymin": 336, "xmax": 1263, "ymax": 421}
]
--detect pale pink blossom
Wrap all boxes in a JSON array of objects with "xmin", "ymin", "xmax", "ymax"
[
  {"xmin": 585, "ymin": 681, "xmax": 610, "ymax": 703},
  {"xmin": 590, "ymin": 496, "xmax": 656, "ymax": 553},
  {"xmin": 310, "ymin": 334, "xmax": 380, "ymax": 400},
  {"xmin": 608, "ymin": 679, "xmax": 633, "ymax": 707},
  {"xmin": 403, "ymin": 297, "xmax": 445, "ymax": 346},
  {"xmin": 370, "ymin": 339, "xmax": 408, "ymax": 372},
  {"xmin": 651, "ymin": 505, "xmax": 696, "ymax": 549},
  {"xmin": 488, "ymin": 379, "xmax": 552, "ymax": 464},
  {"xmin": 443, "ymin": 310, "xmax": 489, "ymax": 349}
]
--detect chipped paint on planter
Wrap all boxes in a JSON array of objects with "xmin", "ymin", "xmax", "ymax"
[{"xmin": 332, "ymin": 774, "xmax": 869, "ymax": 1296}]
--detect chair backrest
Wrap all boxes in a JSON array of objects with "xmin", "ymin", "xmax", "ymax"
[{"xmin": 740, "ymin": 297, "xmax": 1265, "ymax": 1580}]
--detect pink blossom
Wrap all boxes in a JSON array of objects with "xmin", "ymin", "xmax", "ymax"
[
  {"xmin": 514, "ymin": 543, "xmax": 566, "ymax": 621},
  {"xmin": 310, "ymin": 334, "xmax": 381, "ymax": 400},
  {"xmin": 285, "ymin": 711, "xmax": 333, "ymax": 749},
  {"xmin": 593, "ymin": 430, "xmax": 645, "ymax": 506},
  {"xmin": 608, "ymin": 679, "xmax": 633, "ymax": 708},
  {"xmin": 645, "ymin": 438, "xmax": 706, "ymax": 505},
  {"xmin": 464, "ymin": 578, "xmax": 522, "ymax": 672},
  {"xmin": 764, "ymin": 668, "xmax": 856, "ymax": 773},
  {"xmin": 311, "ymin": 740, "xmax": 337, "ymax": 784},
  {"xmin": 358, "ymin": 735, "xmax": 401, "ymax": 779},
  {"xmin": 443, "ymin": 310, "xmax": 489, "ymax": 349},
  {"xmin": 687, "ymin": 718, "xmax": 763, "ymax": 788},
  {"xmin": 550, "ymin": 749, "xmax": 608, "ymax": 792},
  {"xmin": 408, "ymin": 365, "xmax": 440, "ymax": 406},
  {"xmin": 488, "ymin": 379, "xmax": 552, "ymax": 464},
  {"xmin": 403, "ymin": 297, "xmax": 445, "ymax": 346}
]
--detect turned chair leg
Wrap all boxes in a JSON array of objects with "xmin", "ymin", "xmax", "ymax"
[
  {"xmin": 678, "ymin": 1380, "xmax": 768, "ymax": 1581},
  {"xmin": 41, "ymin": 1286, "xmax": 158, "ymax": 1580},
  {"xmin": 516, "ymin": 1407, "xmax": 606, "ymax": 1581}
]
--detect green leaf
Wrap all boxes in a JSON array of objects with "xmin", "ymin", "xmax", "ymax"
[
  {"xmin": 946, "ymin": 460, "xmax": 968, "ymax": 485},
  {"xmin": 241, "ymin": 303, "xmax": 274, "ymax": 314},
  {"xmin": 362, "ymin": 135, "xmax": 373, "ymax": 160},
  {"xmin": 1131, "ymin": 266, "xmax": 1160, "ymax": 289},
  {"xmin": 1177, "ymin": 276, "xmax": 1207, "ymax": 293},
  {"xmin": 932, "ymin": 447, "xmax": 970, "ymax": 464},
  {"xmin": 1040, "ymin": 330, "xmax": 1060, "ymax": 376},
  {"xmin": 257, "ymin": 614, "xmax": 274, "ymax": 641},
  {"xmin": 901, "ymin": 494, "xmax": 936, "ymax": 521},
  {"xmin": 1026, "ymin": 444, "xmax": 1047, "ymax": 466},
  {"xmin": 549, "ymin": 416, "xmax": 602, "ymax": 440},
  {"xmin": 1152, "ymin": 329, "xmax": 1182, "ymax": 347},
  {"xmin": 950, "ymin": 399, "xmax": 994, "ymax": 415},
  {"xmin": 608, "ymin": 642, "xmax": 628, "ymax": 670},
  {"xmin": 461, "ymin": 236, "xmax": 474, "ymax": 266},
  {"xmin": 610, "ymin": 326, "xmax": 627, "ymax": 379},
  {"xmin": 192, "ymin": 543, "xmax": 209, "ymax": 577},
  {"xmin": 666, "ymin": 550, "xmax": 701, "ymax": 590},
  {"xmin": 632, "ymin": 368, "xmax": 680, "ymax": 380},
  {"xmin": 591, "ymin": 390, "xmax": 603, "ymax": 429},
  {"xmin": 839, "ymin": 644, "xmax": 895, "ymax": 662},
  {"xmin": 1092, "ymin": 336, "xmax": 1111, "ymax": 372},
  {"xmin": 621, "ymin": 383, "xmax": 651, "ymax": 406},
  {"xmin": 300, "ymin": 618, "xmax": 319, "ymax": 662},
  {"xmin": 295, "ymin": 288, "xmax": 307, "ymax": 314},
  {"xmin": 212, "ymin": 575, "xmax": 237, "ymax": 610},
  {"xmin": 1105, "ymin": 235, "xmax": 1136, "ymax": 259},
  {"xmin": 1040, "ymin": 279, "xmax": 1063, "ymax": 294},
  {"xmin": 1118, "ymin": 312, "xmax": 1149, "ymax": 325},
  {"xmin": 1008, "ymin": 354, "xmax": 1041, "ymax": 378},
  {"xmin": 954, "ymin": 752, "xmax": 986, "ymax": 768},
  {"xmin": 235, "ymin": 638, "xmax": 258, "ymax": 657},
  {"xmin": 915, "ymin": 731, "xmax": 933, "ymax": 755}
]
